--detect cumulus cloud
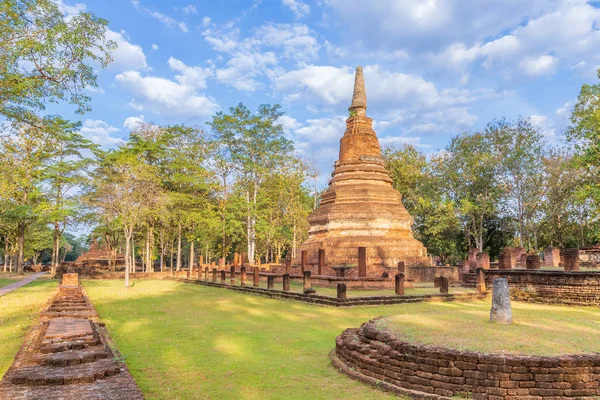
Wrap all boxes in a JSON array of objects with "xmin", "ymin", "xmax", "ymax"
[
  {"xmin": 105, "ymin": 30, "xmax": 147, "ymax": 71},
  {"xmin": 168, "ymin": 57, "xmax": 213, "ymax": 89},
  {"xmin": 181, "ymin": 4, "xmax": 197, "ymax": 14},
  {"xmin": 282, "ymin": 0, "xmax": 310, "ymax": 19},
  {"xmin": 115, "ymin": 67, "xmax": 218, "ymax": 118},
  {"xmin": 123, "ymin": 115, "xmax": 145, "ymax": 130},
  {"xmin": 79, "ymin": 119, "xmax": 123, "ymax": 148}
]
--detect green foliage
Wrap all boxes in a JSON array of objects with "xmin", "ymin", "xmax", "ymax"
[{"xmin": 0, "ymin": 0, "xmax": 116, "ymax": 121}]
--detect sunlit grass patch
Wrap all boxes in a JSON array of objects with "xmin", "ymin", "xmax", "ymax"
[{"xmin": 0, "ymin": 279, "xmax": 57, "ymax": 377}]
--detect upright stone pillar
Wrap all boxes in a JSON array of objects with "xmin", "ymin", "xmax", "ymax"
[
  {"xmin": 337, "ymin": 283, "xmax": 347, "ymax": 299},
  {"xmin": 439, "ymin": 277, "xmax": 449, "ymax": 294},
  {"xmin": 233, "ymin": 252, "xmax": 239, "ymax": 267},
  {"xmin": 468, "ymin": 248, "xmax": 478, "ymax": 271},
  {"xmin": 544, "ymin": 246, "xmax": 560, "ymax": 267},
  {"xmin": 358, "ymin": 247, "xmax": 367, "ymax": 277},
  {"xmin": 267, "ymin": 275, "xmax": 275, "ymax": 289},
  {"xmin": 285, "ymin": 258, "xmax": 291, "ymax": 273},
  {"xmin": 476, "ymin": 252, "xmax": 490, "ymax": 270},
  {"xmin": 498, "ymin": 249, "xmax": 513, "ymax": 270},
  {"xmin": 563, "ymin": 248, "xmax": 580, "ymax": 271},
  {"xmin": 282, "ymin": 273, "xmax": 290, "ymax": 291},
  {"xmin": 240, "ymin": 266, "xmax": 247, "ymax": 286},
  {"xmin": 490, "ymin": 278, "xmax": 512, "ymax": 324},
  {"xmin": 303, "ymin": 270, "xmax": 315, "ymax": 294},
  {"xmin": 199, "ymin": 255, "xmax": 204, "ymax": 267},
  {"xmin": 186, "ymin": 269, "xmax": 190, "ymax": 279},
  {"xmin": 230, "ymin": 265, "xmax": 236, "ymax": 285},
  {"xmin": 476, "ymin": 268, "xmax": 486, "ymax": 294},
  {"xmin": 395, "ymin": 273, "xmax": 404, "ymax": 296},
  {"xmin": 301, "ymin": 251, "xmax": 307, "ymax": 274},
  {"xmin": 253, "ymin": 266, "xmax": 259, "ymax": 287},
  {"xmin": 221, "ymin": 270, "xmax": 226, "ymax": 283},
  {"xmin": 204, "ymin": 267, "xmax": 209, "ymax": 280},
  {"xmin": 212, "ymin": 268, "xmax": 217, "ymax": 282},
  {"xmin": 526, "ymin": 255, "xmax": 540, "ymax": 270},
  {"xmin": 211, "ymin": 261, "xmax": 216, "ymax": 271},
  {"xmin": 317, "ymin": 249, "xmax": 325, "ymax": 275},
  {"xmin": 434, "ymin": 276, "xmax": 440, "ymax": 288},
  {"xmin": 397, "ymin": 261, "xmax": 405, "ymax": 273},
  {"xmin": 219, "ymin": 257, "xmax": 225, "ymax": 269}
]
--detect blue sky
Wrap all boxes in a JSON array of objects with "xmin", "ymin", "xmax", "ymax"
[{"xmin": 53, "ymin": 0, "xmax": 600, "ymax": 187}]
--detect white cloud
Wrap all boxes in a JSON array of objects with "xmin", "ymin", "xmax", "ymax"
[
  {"xmin": 105, "ymin": 30, "xmax": 147, "ymax": 71},
  {"xmin": 215, "ymin": 52, "xmax": 277, "ymax": 91},
  {"xmin": 519, "ymin": 55, "xmax": 559, "ymax": 77},
  {"xmin": 182, "ymin": 4, "xmax": 197, "ymax": 14},
  {"xmin": 202, "ymin": 16, "xmax": 212, "ymax": 27},
  {"xmin": 115, "ymin": 70, "xmax": 218, "ymax": 118},
  {"xmin": 79, "ymin": 119, "xmax": 123, "ymax": 148},
  {"xmin": 254, "ymin": 24, "xmax": 320, "ymax": 61},
  {"xmin": 530, "ymin": 114, "xmax": 556, "ymax": 139},
  {"xmin": 131, "ymin": 0, "xmax": 188, "ymax": 32},
  {"xmin": 282, "ymin": 0, "xmax": 310, "ymax": 19},
  {"xmin": 151, "ymin": 44, "xmax": 159, "ymax": 51},
  {"xmin": 55, "ymin": 0, "xmax": 86, "ymax": 18},
  {"xmin": 168, "ymin": 57, "xmax": 213, "ymax": 89},
  {"xmin": 294, "ymin": 116, "xmax": 346, "ymax": 145},
  {"xmin": 123, "ymin": 115, "xmax": 145, "ymax": 130}
]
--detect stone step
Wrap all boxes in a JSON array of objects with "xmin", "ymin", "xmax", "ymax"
[
  {"xmin": 39, "ymin": 338, "xmax": 101, "ymax": 354},
  {"xmin": 35, "ymin": 347, "xmax": 109, "ymax": 367},
  {"xmin": 11, "ymin": 359, "xmax": 121, "ymax": 386}
]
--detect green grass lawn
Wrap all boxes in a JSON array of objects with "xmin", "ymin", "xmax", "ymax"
[
  {"xmin": 0, "ymin": 279, "xmax": 57, "ymax": 376},
  {"xmin": 380, "ymin": 301, "xmax": 600, "ymax": 356},
  {"xmin": 83, "ymin": 279, "xmax": 409, "ymax": 400},
  {"xmin": 0, "ymin": 272, "xmax": 28, "ymax": 289}
]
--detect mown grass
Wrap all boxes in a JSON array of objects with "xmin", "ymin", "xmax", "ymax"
[
  {"xmin": 0, "ymin": 279, "xmax": 57, "ymax": 376},
  {"xmin": 0, "ymin": 272, "xmax": 28, "ymax": 289},
  {"xmin": 84, "ymin": 279, "xmax": 600, "ymax": 399},
  {"xmin": 83, "ymin": 279, "xmax": 412, "ymax": 400},
  {"xmin": 381, "ymin": 301, "xmax": 600, "ymax": 355}
]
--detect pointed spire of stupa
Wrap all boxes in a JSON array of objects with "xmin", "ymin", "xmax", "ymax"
[{"xmin": 349, "ymin": 66, "xmax": 367, "ymax": 116}]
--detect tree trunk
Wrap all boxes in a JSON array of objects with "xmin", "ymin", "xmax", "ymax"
[
  {"xmin": 3, "ymin": 238, "xmax": 8, "ymax": 273},
  {"xmin": 124, "ymin": 230, "xmax": 131, "ymax": 288},
  {"xmin": 189, "ymin": 240, "xmax": 195, "ymax": 271},
  {"xmin": 131, "ymin": 237, "xmax": 136, "ymax": 273},
  {"xmin": 16, "ymin": 223, "xmax": 25, "ymax": 275},
  {"xmin": 176, "ymin": 224, "xmax": 182, "ymax": 271}
]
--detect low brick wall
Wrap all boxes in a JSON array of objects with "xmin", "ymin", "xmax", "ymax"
[
  {"xmin": 463, "ymin": 270, "xmax": 600, "ymax": 306},
  {"xmin": 407, "ymin": 266, "xmax": 460, "ymax": 283},
  {"xmin": 166, "ymin": 277, "xmax": 483, "ymax": 307},
  {"xmin": 333, "ymin": 318, "xmax": 600, "ymax": 399}
]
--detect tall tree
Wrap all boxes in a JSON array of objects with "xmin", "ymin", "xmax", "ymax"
[
  {"xmin": 209, "ymin": 104, "xmax": 293, "ymax": 262},
  {"xmin": 0, "ymin": 0, "xmax": 115, "ymax": 122}
]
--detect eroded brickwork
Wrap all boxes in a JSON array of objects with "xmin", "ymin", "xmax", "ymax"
[
  {"xmin": 333, "ymin": 319, "xmax": 600, "ymax": 399},
  {"xmin": 0, "ymin": 275, "xmax": 143, "ymax": 399}
]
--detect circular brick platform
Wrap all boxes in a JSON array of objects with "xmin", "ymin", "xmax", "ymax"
[{"xmin": 332, "ymin": 318, "xmax": 600, "ymax": 399}]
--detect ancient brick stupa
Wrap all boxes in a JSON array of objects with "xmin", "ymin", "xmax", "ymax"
[
  {"xmin": 298, "ymin": 66, "xmax": 429, "ymax": 270},
  {"xmin": 75, "ymin": 237, "xmax": 124, "ymax": 267}
]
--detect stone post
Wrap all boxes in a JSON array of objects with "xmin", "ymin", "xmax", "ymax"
[
  {"xmin": 439, "ymin": 277, "xmax": 449, "ymax": 294},
  {"xmin": 282, "ymin": 273, "xmax": 290, "ymax": 291},
  {"xmin": 212, "ymin": 268, "xmax": 217, "ymax": 282},
  {"xmin": 211, "ymin": 261, "xmax": 216, "ymax": 271},
  {"xmin": 240, "ymin": 266, "xmax": 247, "ymax": 286},
  {"xmin": 544, "ymin": 246, "xmax": 560, "ymax": 267},
  {"xmin": 230, "ymin": 265, "xmax": 236, "ymax": 285},
  {"xmin": 476, "ymin": 252, "xmax": 490, "ymax": 270},
  {"xmin": 267, "ymin": 275, "xmax": 275, "ymax": 290},
  {"xmin": 563, "ymin": 248, "xmax": 580, "ymax": 271},
  {"xmin": 490, "ymin": 278, "xmax": 512, "ymax": 324},
  {"xmin": 285, "ymin": 258, "xmax": 291, "ymax": 273},
  {"xmin": 253, "ymin": 266, "xmax": 259, "ymax": 287},
  {"xmin": 301, "ymin": 250, "xmax": 307, "ymax": 274},
  {"xmin": 395, "ymin": 273, "xmax": 404, "ymax": 296},
  {"xmin": 221, "ymin": 270, "xmax": 226, "ymax": 283},
  {"xmin": 397, "ymin": 261, "xmax": 405, "ymax": 273},
  {"xmin": 317, "ymin": 249, "xmax": 325, "ymax": 275},
  {"xmin": 186, "ymin": 269, "xmax": 190, "ymax": 279},
  {"xmin": 204, "ymin": 267, "xmax": 209, "ymax": 281},
  {"xmin": 468, "ymin": 248, "xmax": 478, "ymax": 271},
  {"xmin": 433, "ymin": 276, "xmax": 440, "ymax": 288},
  {"xmin": 358, "ymin": 247, "xmax": 367, "ymax": 277},
  {"xmin": 233, "ymin": 252, "xmax": 239, "ymax": 267},
  {"xmin": 526, "ymin": 255, "xmax": 541, "ymax": 270},
  {"xmin": 303, "ymin": 270, "xmax": 316, "ymax": 294},
  {"xmin": 337, "ymin": 283, "xmax": 347, "ymax": 299},
  {"xmin": 476, "ymin": 268, "xmax": 486, "ymax": 293},
  {"xmin": 498, "ymin": 249, "xmax": 513, "ymax": 270},
  {"xmin": 219, "ymin": 257, "xmax": 225, "ymax": 270}
]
